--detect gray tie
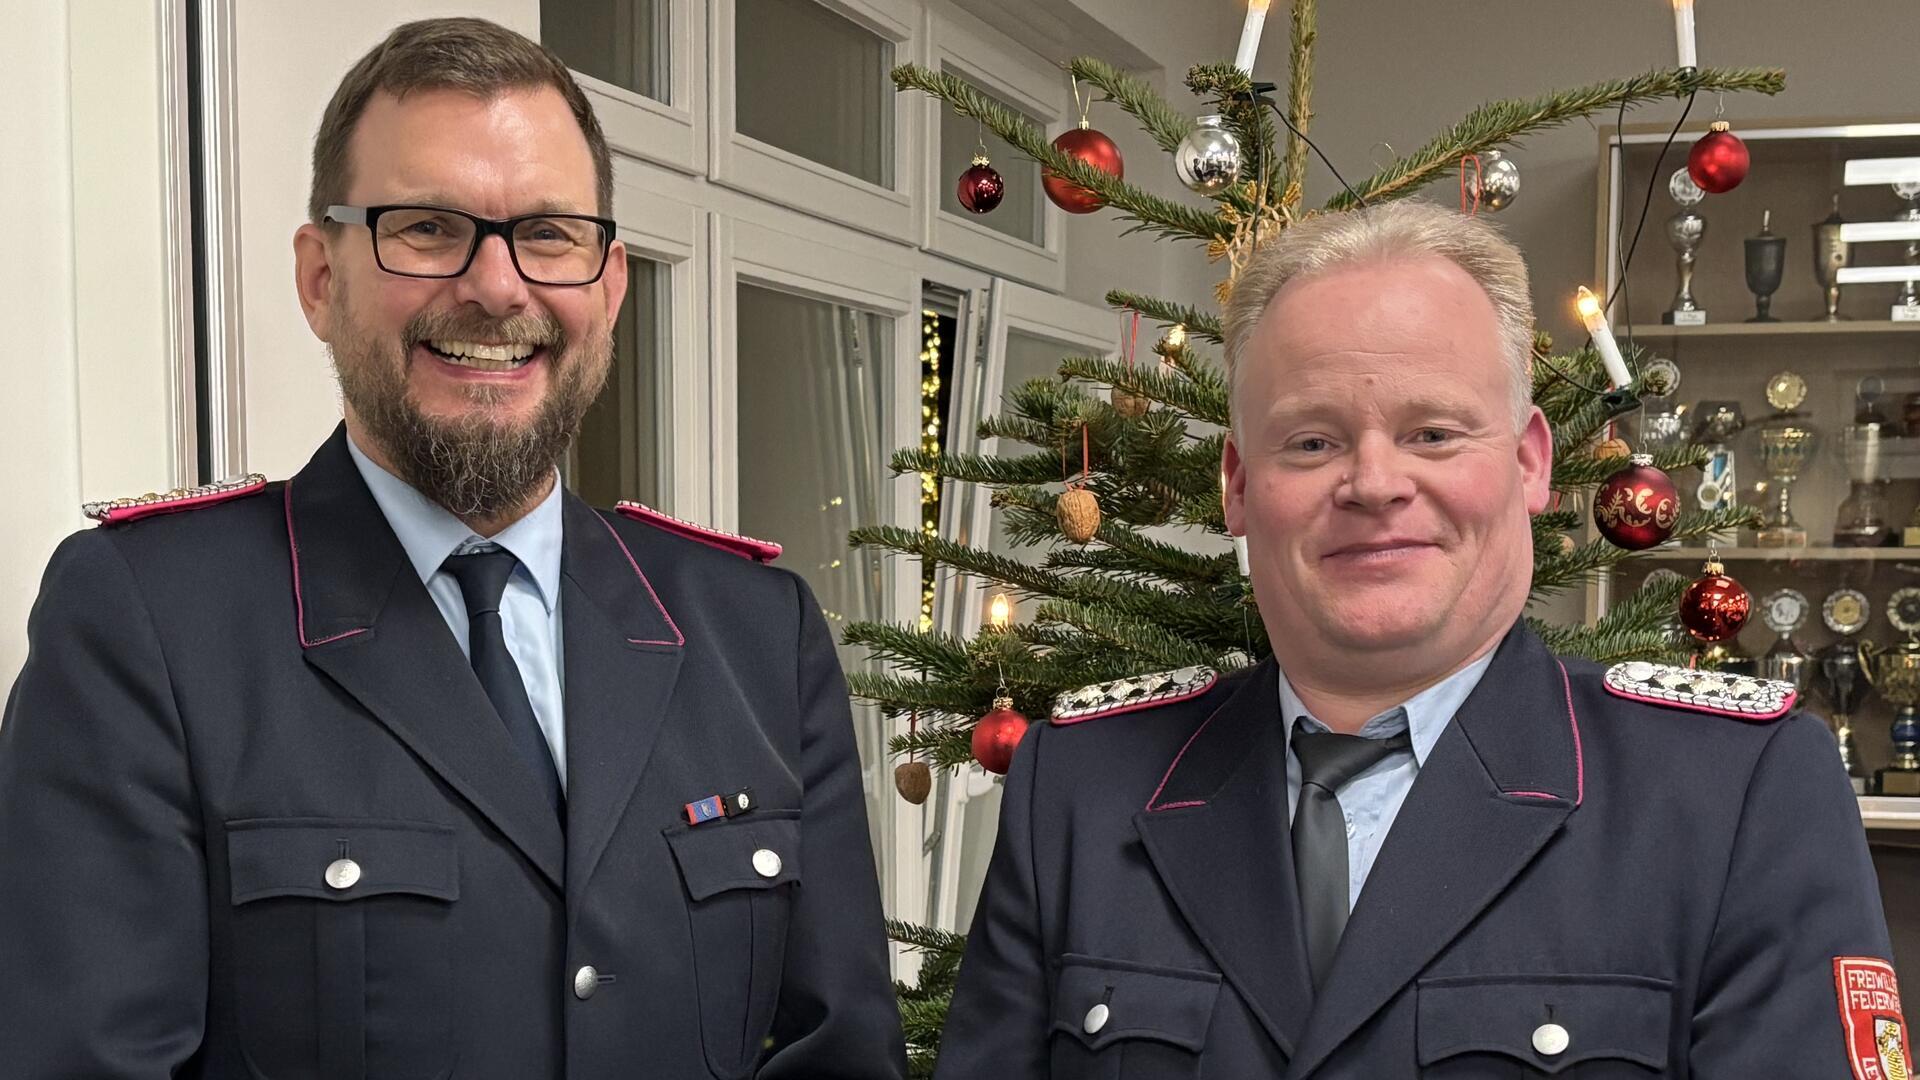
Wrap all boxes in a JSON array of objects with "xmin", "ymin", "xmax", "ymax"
[{"xmin": 1290, "ymin": 726, "xmax": 1410, "ymax": 990}]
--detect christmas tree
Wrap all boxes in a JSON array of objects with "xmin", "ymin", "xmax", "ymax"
[{"xmin": 847, "ymin": 5, "xmax": 1782, "ymax": 1071}]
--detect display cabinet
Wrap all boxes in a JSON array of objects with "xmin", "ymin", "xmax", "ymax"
[{"xmin": 1590, "ymin": 119, "xmax": 1920, "ymax": 833}]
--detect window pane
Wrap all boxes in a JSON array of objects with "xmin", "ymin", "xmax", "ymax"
[
  {"xmin": 543, "ymin": 0, "xmax": 670, "ymax": 103},
  {"xmin": 938, "ymin": 69, "xmax": 1043, "ymax": 246},
  {"xmin": 986, "ymin": 329, "xmax": 1076, "ymax": 568},
  {"xmin": 735, "ymin": 0, "xmax": 893, "ymax": 187},
  {"xmin": 571, "ymin": 256, "xmax": 666, "ymax": 507},
  {"xmin": 735, "ymin": 283, "xmax": 894, "ymax": 866}
]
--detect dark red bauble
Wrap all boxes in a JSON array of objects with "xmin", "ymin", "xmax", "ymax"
[
  {"xmin": 1593, "ymin": 454, "xmax": 1681, "ymax": 550},
  {"xmin": 970, "ymin": 695, "xmax": 1030, "ymax": 775},
  {"xmin": 1687, "ymin": 121, "xmax": 1750, "ymax": 194},
  {"xmin": 1680, "ymin": 561, "xmax": 1751, "ymax": 643},
  {"xmin": 1042, "ymin": 126, "xmax": 1124, "ymax": 214},
  {"xmin": 956, "ymin": 156, "xmax": 1004, "ymax": 214}
]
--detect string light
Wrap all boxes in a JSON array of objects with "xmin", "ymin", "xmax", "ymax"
[
  {"xmin": 1671, "ymin": 0, "xmax": 1697, "ymax": 71},
  {"xmin": 989, "ymin": 592, "xmax": 1012, "ymax": 631},
  {"xmin": 1233, "ymin": 0, "xmax": 1272, "ymax": 73},
  {"xmin": 919, "ymin": 311, "xmax": 944, "ymax": 632}
]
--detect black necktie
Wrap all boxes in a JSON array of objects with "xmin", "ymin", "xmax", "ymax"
[
  {"xmin": 442, "ymin": 549, "xmax": 565, "ymax": 818},
  {"xmin": 1291, "ymin": 725, "xmax": 1410, "ymax": 990}
]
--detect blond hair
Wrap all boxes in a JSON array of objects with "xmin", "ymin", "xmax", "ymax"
[{"xmin": 1221, "ymin": 201, "xmax": 1535, "ymax": 429}]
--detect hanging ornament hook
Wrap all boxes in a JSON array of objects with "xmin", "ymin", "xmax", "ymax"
[
  {"xmin": 976, "ymin": 118, "xmax": 988, "ymax": 159},
  {"xmin": 1070, "ymin": 72, "xmax": 1090, "ymax": 129},
  {"xmin": 1714, "ymin": 92, "xmax": 1726, "ymax": 119}
]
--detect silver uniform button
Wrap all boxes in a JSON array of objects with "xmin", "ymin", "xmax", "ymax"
[
  {"xmin": 574, "ymin": 965, "xmax": 599, "ymax": 1000},
  {"xmin": 1083, "ymin": 1003, "xmax": 1109, "ymax": 1035},
  {"xmin": 752, "ymin": 848, "xmax": 782, "ymax": 878},
  {"xmin": 324, "ymin": 858, "xmax": 361, "ymax": 890},
  {"xmin": 1532, "ymin": 1022, "xmax": 1570, "ymax": 1056}
]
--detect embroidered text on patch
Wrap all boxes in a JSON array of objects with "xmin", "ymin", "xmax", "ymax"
[{"xmin": 1836, "ymin": 956, "xmax": 1909, "ymax": 1080}]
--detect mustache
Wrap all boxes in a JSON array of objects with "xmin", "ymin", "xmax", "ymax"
[{"xmin": 402, "ymin": 309, "xmax": 567, "ymax": 351}]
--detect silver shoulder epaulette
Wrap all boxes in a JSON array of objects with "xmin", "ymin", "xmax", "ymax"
[
  {"xmin": 1602, "ymin": 660, "xmax": 1796, "ymax": 721},
  {"xmin": 81, "ymin": 474, "xmax": 269, "ymax": 527},
  {"xmin": 1052, "ymin": 666, "xmax": 1218, "ymax": 725}
]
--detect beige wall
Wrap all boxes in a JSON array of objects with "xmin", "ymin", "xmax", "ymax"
[{"xmin": 1302, "ymin": 0, "xmax": 1914, "ymax": 344}]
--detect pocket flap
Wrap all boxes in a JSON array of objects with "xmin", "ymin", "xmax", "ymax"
[
  {"xmin": 664, "ymin": 812, "xmax": 802, "ymax": 901},
  {"xmin": 226, "ymin": 817, "xmax": 459, "ymax": 904},
  {"xmin": 1416, "ymin": 973, "xmax": 1673, "ymax": 1073},
  {"xmin": 1049, "ymin": 954, "xmax": 1221, "ymax": 1053}
]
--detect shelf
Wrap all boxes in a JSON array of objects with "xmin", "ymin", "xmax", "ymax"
[
  {"xmin": 1862, "ymin": 795, "xmax": 1920, "ymax": 831},
  {"xmin": 1633, "ymin": 546, "xmax": 1920, "ymax": 562},
  {"xmin": 1620, "ymin": 321, "xmax": 1920, "ymax": 339}
]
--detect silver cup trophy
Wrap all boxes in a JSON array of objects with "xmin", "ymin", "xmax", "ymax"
[
  {"xmin": 1665, "ymin": 169, "xmax": 1709, "ymax": 325},
  {"xmin": 1814, "ymin": 588, "xmax": 1871, "ymax": 792},
  {"xmin": 1812, "ymin": 195, "xmax": 1851, "ymax": 321},
  {"xmin": 1835, "ymin": 420, "xmax": 1892, "ymax": 547},
  {"xmin": 1755, "ymin": 371, "xmax": 1817, "ymax": 548},
  {"xmin": 1758, "ymin": 588, "xmax": 1812, "ymax": 692}
]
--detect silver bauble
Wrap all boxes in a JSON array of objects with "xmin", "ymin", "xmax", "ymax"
[
  {"xmin": 1174, "ymin": 114, "xmax": 1243, "ymax": 196},
  {"xmin": 1472, "ymin": 148, "xmax": 1521, "ymax": 212}
]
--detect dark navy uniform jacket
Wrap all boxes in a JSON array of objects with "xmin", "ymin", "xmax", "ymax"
[
  {"xmin": 0, "ymin": 426, "xmax": 907, "ymax": 1080},
  {"xmin": 936, "ymin": 623, "xmax": 1899, "ymax": 1078}
]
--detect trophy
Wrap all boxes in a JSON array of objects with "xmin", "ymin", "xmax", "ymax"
[
  {"xmin": 1692, "ymin": 400, "xmax": 1745, "ymax": 517},
  {"xmin": 1815, "ymin": 588, "xmax": 1871, "ymax": 792},
  {"xmin": 1744, "ymin": 210, "xmax": 1787, "ymax": 322},
  {"xmin": 1835, "ymin": 421, "xmax": 1892, "ymax": 547},
  {"xmin": 1665, "ymin": 169, "xmax": 1709, "ymax": 325},
  {"xmin": 1895, "ymin": 181, "xmax": 1920, "ymax": 321},
  {"xmin": 1758, "ymin": 588, "xmax": 1812, "ymax": 691},
  {"xmin": 1864, "ymin": 587, "xmax": 1920, "ymax": 795},
  {"xmin": 1754, "ymin": 371, "xmax": 1817, "ymax": 547},
  {"xmin": 1812, "ymin": 195, "xmax": 1851, "ymax": 321},
  {"xmin": 1637, "ymin": 359, "xmax": 1687, "ymax": 454}
]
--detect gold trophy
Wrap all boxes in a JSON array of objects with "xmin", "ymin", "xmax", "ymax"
[
  {"xmin": 1755, "ymin": 371, "xmax": 1817, "ymax": 547},
  {"xmin": 1816, "ymin": 588, "xmax": 1871, "ymax": 792},
  {"xmin": 1863, "ymin": 587, "xmax": 1920, "ymax": 796}
]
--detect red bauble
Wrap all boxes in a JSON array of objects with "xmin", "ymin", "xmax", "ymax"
[
  {"xmin": 1679, "ymin": 559, "xmax": 1751, "ymax": 643},
  {"xmin": 971, "ymin": 695, "xmax": 1030, "ymax": 775},
  {"xmin": 1687, "ymin": 121, "xmax": 1750, "ymax": 194},
  {"xmin": 1593, "ymin": 454, "xmax": 1681, "ymax": 550},
  {"xmin": 1042, "ymin": 125, "xmax": 1124, "ymax": 214},
  {"xmin": 957, "ymin": 155, "xmax": 1004, "ymax": 214}
]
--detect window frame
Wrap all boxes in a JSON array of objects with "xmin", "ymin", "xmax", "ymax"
[
  {"xmin": 921, "ymin": 5, "xmax": 1068, "ymax": 291},
  {"xmin": 552, "ymin": 0, "xmax": 709, "ymax": 176},
  {"xmin": 708, "ymin": 0, "xmax": 919, "ymax": 242}
]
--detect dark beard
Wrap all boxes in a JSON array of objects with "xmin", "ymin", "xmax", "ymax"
[{"xmin": 331, "ymin": 303, "xmax": 611, "ymax": 521}]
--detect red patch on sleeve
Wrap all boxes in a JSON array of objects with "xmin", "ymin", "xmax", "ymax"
[{"xmin": 1835, "ymin": 957, "xmax": 1910, "ymax": 1080}]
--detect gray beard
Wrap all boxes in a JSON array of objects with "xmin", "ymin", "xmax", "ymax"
[{"xmin": 330, "ymin": 304, "xmax": 610, "ymax": 521}]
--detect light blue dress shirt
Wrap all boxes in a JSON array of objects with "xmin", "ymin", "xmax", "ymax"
[
  {"xmin": 346, "ymin": 435, "xmax": 569, "ymax": 791},
  {"xmin": 1279, "ymin": 649, "xmax": 1496, "ymax": 910}
]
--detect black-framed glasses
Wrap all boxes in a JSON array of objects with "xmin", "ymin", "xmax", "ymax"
[{"xmin": 324, "ymin": 204, "xmax": 617, "ymax": 286}]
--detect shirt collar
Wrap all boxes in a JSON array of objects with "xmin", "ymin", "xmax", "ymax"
[
  {"xmin": 1277, "ymin": 647, "xmax": 1498, "ymax": 767},
  {"xmin": 345, "ymin": 433, "xmax": 565, "ymax": 615}
]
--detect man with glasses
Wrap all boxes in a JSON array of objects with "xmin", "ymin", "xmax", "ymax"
[{"xmin": 0, "ymin": 18, "xmax": 905, "ymax": 1078}]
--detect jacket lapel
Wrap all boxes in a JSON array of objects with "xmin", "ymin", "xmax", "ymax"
[
  {"xmin": 286, "ymin": 426, "xmax": 566, "ymax": 891},
  {"xmin": 1285, "ymin": 624, "xmax": 1583, "ymax": 1077},
  {"xmin": 557, "ymin": 496, "xmax": 684, "ymax": 903},
  {"xmin": 1133, "ymin": 659, "xmax": 1314, "ymax": 1059}
]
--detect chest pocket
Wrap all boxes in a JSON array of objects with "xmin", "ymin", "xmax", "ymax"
[
  {"xmin": 665, "ymin": 810, "xmax": 803, "ymax": 1080},
  {"xmin": 225, "ymin": 817, "xmax": 459, "ymax": 1080},
  {"xmin": 1048, "ymin": 954, "xmax": 1221, "ymax": 1080},
  {"xmin": 1416, "ymin": 974, "xmax": 1674, "ymax": 1077}
]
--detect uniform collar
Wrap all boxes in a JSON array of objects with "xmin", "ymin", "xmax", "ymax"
[
  {"xmin": 1276, "ymin": 646, "xmax": 1498, "ymax": 766},
  {"xmin": 345, "ymin": 432, "xmax": 564, "ymax": 615}
]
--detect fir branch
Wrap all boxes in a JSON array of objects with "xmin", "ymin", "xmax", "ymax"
[
  {"xmin": 1530, "ymin": 507, "xmax": 1757, "ymax": 596},
  {"xmin": 889, "ymin": 919, "xmax": 968, "ymax": 958},
  {"xmin": 1046, "ymin": 526, "xmax": 1236, "ymax": 590},
  {"xmin": 1327, "ymin": 66, "xmax": 1786, "ymax": 211},
  {"xmin": 849, "ymin": 525, "xmax": 1070, "ymax": 597},
  {"xmin": 840, "ymin": 622, "xmax": 974, "ymax": 681},
  {"xmin": 1286, "ymin": 0, "xmax": 1317, "ymax": 193},
  {"xmin": 1104, "ymin": 292, "xmax": 1225, "ymax": 344},
  {"xmin": 892, "ymin": 64, "xmax": 1231, "ymax": 244},
  {"xmin": 1058, "ymin": 355, "xmax": 1232, "ymax": 427},
  {"xmin": 1038, "ymin": 599, "xmax": 1222, "ymax": 670},
  {"xmin": 892, "ymin": 446, "xmax": 1064, "ymax": 487},
  {"xmin": 1553, "ymin": 443, "xmax": 1708, "ymax": 489},
  {"xmin": 1067, "ymin": 56, "xmax": 1191, "ymax": 154}
]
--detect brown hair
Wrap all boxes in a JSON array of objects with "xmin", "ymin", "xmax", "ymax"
[{"xmin": 308, "ymin": 17, "xmax": 613, "ymax": 223}]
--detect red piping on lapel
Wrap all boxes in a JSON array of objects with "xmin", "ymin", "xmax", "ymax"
[
  {"xmin": 284, "ymin": 480, "xmax": 369, "ymax": 648},
  {"xmin": 1505, "ymin": 791, "xmax": 1560, "ymax": 801},
  {"xmin": 1145, "ymin": 706, "xmax": 1225, "ymax": 812},
  {"xmin": 595, "ymin": 513, "xmax": 685, "ymax": 647},
  {"xmin": 1559, "ymin": 660, "xmax": 1585, "ymax": 806}
]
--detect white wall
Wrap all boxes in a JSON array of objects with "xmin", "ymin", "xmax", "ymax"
[{"xmin": 232, "ymin": 1, "xmax": 541, "ymax": 480}]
